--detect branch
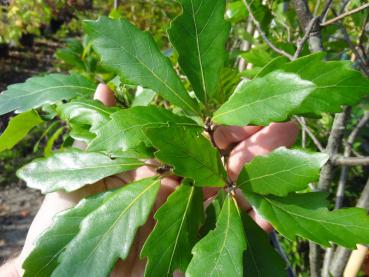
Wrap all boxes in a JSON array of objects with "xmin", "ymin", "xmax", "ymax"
[
  {"xmin": 293, "ymin": 16, "xmax": 320, "ymax": 60},
  {"xmin": 309, "ymin": 107, "xmax": 351, "ymax": 277},
  {"xmin": 241, "ymin": 0, "xmax": 294, "ymax": 60},
  {"xmin": 321, "ymin": 0, "xmax": 334, "ymax": 22},
  {"xmin": 295, "ymin": 116, "xmax": 325, "ymax": 152},
  {"xmin": 294, "ymin": 0, "xmax": 323, "ymax": 53},
  {"xmin": 322, "ymin": 111, "xmax": 369, "ymax": 277},
  {"xmin": 333, "ymin": 156, "xmax": 369, "ymax": 166},
  {"xmin": 321, "ymin": 3, "xmax": 369, "ymax": 26}
]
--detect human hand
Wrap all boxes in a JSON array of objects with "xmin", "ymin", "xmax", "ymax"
[{"xmin": 12, "ymin": 84, "xmax": 299, "ymax": 276}]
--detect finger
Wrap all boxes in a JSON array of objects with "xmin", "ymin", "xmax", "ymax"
[
  {"xmin": 214, "ymin": 125, "xmax": 262, "ymax": 150},
  {"xmin": 227, "ymin": 121, "xmax": 299, "ymax": 180},
  {"xmin": 93, "ymin": 83, "xmax": 116, "ymax": 107},
  {"xmin": 248, "ymin": 209, "xmax": 273, "ymax": 232}
]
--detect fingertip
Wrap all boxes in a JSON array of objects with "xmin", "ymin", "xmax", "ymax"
[
  {"xmin": 214, "ymin": 126, "xmax": 262, "ymax": 150},
  {"xmin": 93, "ymin": 83, "xmax": 116, "ymax": 107}
]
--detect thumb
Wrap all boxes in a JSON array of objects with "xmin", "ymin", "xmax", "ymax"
[{"xmin": 93, "ymin": 83, "xmax": 116, "ymax": 107}]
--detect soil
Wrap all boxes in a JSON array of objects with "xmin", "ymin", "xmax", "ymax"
[
  {"xmin": 0, "ymin": 38, "xmax": 60, "ymax": 263},
  {"xmin": 0, "ymin": 184, "xmax": 43, "ymax": 263}
]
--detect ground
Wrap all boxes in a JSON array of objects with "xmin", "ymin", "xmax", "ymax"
[{"xmin": 0, "ymin": 38, "xmax": 59, "ymax": 263}]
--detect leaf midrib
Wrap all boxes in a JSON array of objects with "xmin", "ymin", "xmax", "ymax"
[
  {"xmin": 81, "ymin": 179, "xmax": 160, "ymax": 266},
  {"xmin": 265, "ymin": 197, "xmax": 369, "ymax": 230},
  {"xmin": 3, "ymin": 85, "xmax": 95, "ymax": 100},
  {"xmin": 89, "ymin": 25, "xmax": 199, "ymax": 115},
  {"xmin": 166, "ymin": 186, "xmax": 195, "ymax": 275}
]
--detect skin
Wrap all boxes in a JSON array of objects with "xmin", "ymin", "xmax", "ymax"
[{"xmin": 0, "ymin": 84, "xmax": 299, "ymax": 276}]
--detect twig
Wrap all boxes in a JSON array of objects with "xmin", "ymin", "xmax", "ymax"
[
  {"xmin": 332, "ymin": 156, "xmax": 369, "ymax": 166},
  {"xmin": 294, "ymin": 0, "xmax": 323, "ymax": 53},
  {"xmin": 309, "ymin": 107, "xmax": 351, "ymax": 277},
  {"xmin": 295, "ymin": 116, "xmax": 325, "ymax": 152},
  {"xmin": 321, "ymin": 0, "xmax": 334, "ymax": 22},
  {"xmin": 293, "ymin": 16, "xmax": 320, "ymax": 60},
  {"xmin": 313, "ymin": 0, "xmax": 322, "ymax": 16},
  {"xmin": 321, "ymin": 3, "xmax": 369, "ymax": 26},
  {"xmin": 241, "ymin": 0, "xmax": 294, "ymax": 60}
]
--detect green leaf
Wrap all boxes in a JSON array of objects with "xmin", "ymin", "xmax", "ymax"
[
  {"xmin": 17, "ymin": 150, "xmax": 144, "ymax": 193},
  {"xmin": 88, "ymin": 106, "xmax": 200, "ymax": 154},
  {"xmin": 145, "ymin": 125, "xmax": 226, "ymax": 187},
  {"xmin": 237, "ymin": 148, "xmax": 329, "ymax": 196},
  {"xmin": 141, "ymin": 181, "xmax": 204, "ymax": 276},
  {"xmin": 0, "ymin": 74, "xmax": 96, "ymax": 116},
  {"xmin": 0, "ymin": 110, "xmax": 43, "ymax": 152},
  {"xmin": 53, "ymin": 177, "xmax": 160, "ymax": 277},
  {"xmin": 245, "ymin": 191, "xmax": 369, "ymax": 248},
  {"xmin": 257, "ymin": 53, "xmax": 369, "ymax": 115},
  {"xmin": 242, "ymin": 213, "xmax": 287, "ymax": 277},
  {"xmin": 22, "ymin": 190, "xmax": 114, "ymax": 277},
  {"xmin": 168, "ymin": 0, "xmax": 230, "ymax": 103},
  {"xmin": 57, "ymin": 99, "xmax": 119, "ymax": 142},
  {"xmin": 44, "ymin": 126, "xmax": 64, "ymax": 157},
  {"xmin": 132, "ymin": 87, "xmax": 156, "ymax": 107},
  {"xmin": 84, "ymin": 16, "xmax": 199, "ymax": 115},
  {"xmin": 212, "ymin": 72, "xmax": 316, "ymax": 126},
  {"xmin": 186, "ymin": 196, "xmax": 246, "ymax": 277}
]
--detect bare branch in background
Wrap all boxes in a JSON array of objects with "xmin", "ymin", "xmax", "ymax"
[
  {"xmin": 333, "ymin": 156, "xmax": 369, "ymax": 166},
  {"xmin": 293, "ymin": 17, "xmax": 320, "ymax": 60},
  {"xmin": 330, "ymin": 8, "xmax": 369, "ymax": 77},
  {"xmin": 241, "ymin": 0, "xmax": 294, "ymax": 60},
  {"xmin": 321, "ymin": 3, "xmax": 369, "ymax": 26},
  {"xmin": 309, "ymin": 107, "xmax": 351, "ymax": 277},
  {"xmin": 321, "ymin": 0, "xmax": 334, "ymax": 22},
  {"xmin": 295, "ymin": 116, "xmax": 325, "ymax": 152},
  {"xmin": 322, "ymin": 111, "xmax": 369, "ymax": 277},
  {"xmin": 294, "ymin": 0, "xmax": 323, "ymax": 53}
]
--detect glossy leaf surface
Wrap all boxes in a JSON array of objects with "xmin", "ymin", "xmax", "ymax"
[
  {"xmin": 53, "ymin": 177, "xmax": 160, "ymax": 277},
  {"xmin": 0, "ymin": 110, "xmax": 43, "ymax": 152},
  {"xmin": 84, "ymin": 17, "xmax": 199, "ymax": 114},
  {"xmin": 245, "ymin": 191, "xmax": 369, "ymax": 248},
  {"xmin": 168, "ymin": 0, "xmax": 230, "ymax": 103},
  {"xmin": 145, "ymin": 125, "xmax": 226, "ymax": 186},
  {"xmin": 237, "ymin": 148, "xmax": 329, "ymax": 196},
  {"xmin": 0, "ymin": 74, "xmax": 95, "ymax": 116},
  {"xmin": 57, "ymin": 99, "xmax": 119, "ymax": 142},
  {"xmin": 141, "ymin": 181, "xmax": 204, "ymax": 276},
  {"xmin": 186, "ymin": 196, "xmax": 246, "ymax": 277},
  {"xmin": 212, "ymin": 72, "xmax": 315, "ymax": 126},
  {"xmin": 88, "ymin": 106, "xmax": 200, "ymax": 154},
  {"xmin": 257, "ymin": 53, "xmax": 369, "ymax": 115},
  {"xmin": 22, "ymin": 190, "xmax": 114, "ymax": 277},
  {"xmin": 17, "ymin": 150, "xmax": 144, "ymax": 193}
]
